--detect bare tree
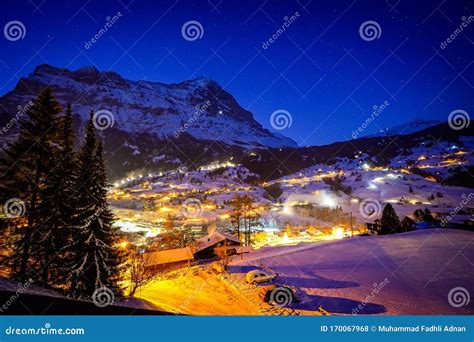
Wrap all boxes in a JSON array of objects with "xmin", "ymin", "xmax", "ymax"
[
  {"xmin": 128, "ymin": 247, "xmax": 156, "ymax": 297},
  {"xmin": 215, "ymin": 240, "xmax": 233, "ymax": 269},
  {"xmin": 230, "ymin": 194, "xmax": 260, "ymax": 246}
]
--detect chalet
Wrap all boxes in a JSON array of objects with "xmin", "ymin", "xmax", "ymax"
[
  {"xmin": 143, "ymin": 246, "xmax": 194, "ymax": 272},
  {"xmin": 193, "ymin": 231, "xmax": 246, "ymax": 259},
  {"xmin": 400, "ymin": 216, "xmax": 419, "ymax": 231},
  {"xmin": 143, "ymin": 230, "xmax": 251, "ymax": 273},
  {"xmin": 401, "ymin": 215, "xmax": 443, "ymax": 231},
  {"xmin": 444, "ymin": 216, "xmax": 474, "ymax": 231},
  {"xmin": 366, "ymin": 219, "xmax": 382, "ymax": 235}
]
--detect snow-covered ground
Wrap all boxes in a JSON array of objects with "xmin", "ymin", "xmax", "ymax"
[
  {"xmin": 2, "ymin": 229, "xmax": 472, "ymax": 316},
  {"xmin": 135, "ymin": 230, "xmax": 473, "ymax": 315},
  {"xmin": 230, "ymin": 229, "xmax": 474, "ymax": 315},
  {"xmin": 135, "ymin": 266, "xmax": 275, "ymax": 315}
]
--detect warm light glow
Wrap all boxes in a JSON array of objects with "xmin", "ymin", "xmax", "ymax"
[
  {"xmin": 332, "ymin": 227, "xmax": 345, "ymax": 239},
  {"xmin": 373, "ymin": 176, "xmax": 385, "ymax": 184},
  {"xmin": 117, "ymin": 241, "xmax": 128, "ymax": 249}
]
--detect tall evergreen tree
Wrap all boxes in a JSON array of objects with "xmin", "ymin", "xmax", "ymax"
[
  {"xmin": 69, "ymin": 114, "xmax": 123, "ymax": 298},
  {"xmin": 380, "ymin": 203, "xmax": 400, "ymax": 235},
  {"xmin": 0, "ymin": 88, "xmax": 61, "ymax": 280},
  {"xmin": 33, "ymin": 104, "xmax": 77, "ymax": 286}
]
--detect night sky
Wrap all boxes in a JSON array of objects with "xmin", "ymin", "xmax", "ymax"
[{"xmin": 0, "ymin": 0, "xmax": 473, "ymax": 146}]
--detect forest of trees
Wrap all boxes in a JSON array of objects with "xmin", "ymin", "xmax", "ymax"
[{"xmin": 0, "ymin": 89, "xmax": 124, "ymax": 300}]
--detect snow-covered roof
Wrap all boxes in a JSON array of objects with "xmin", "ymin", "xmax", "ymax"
[
  {"xmin": 238, "ymin": 246, "xmax": 253, "ymax": 254},
  {"xmin": 144, "ymin": 247, "xmax": 194, "ymax": 266},
  {"xmin": 194, "ymin": 231, "xmax": 242, "ymax": 252},
  {"xmin": 403, "ymin": 215, "xmax": 422, "ymax": 223}
]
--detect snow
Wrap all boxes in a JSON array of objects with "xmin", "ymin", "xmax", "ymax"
[
  {"xmin": 4, "ymin": 64, "xmax": 297, "ymax": 149},
  {"xmin": 230, "ymin": 229, "xmax": 474, "ymax": 315},
  {"xmin": 144, "ymin": 247, "xmax": 194, "ymax": 266},
  {"xmin": 135, "ymin": 265, "xmax": 306, "ymax": 315},
  {"xmin": 135, "ymin": 230, "xmax": 473, "ymax": 315},
  {"xmin": 0, "ymin": 277, "xmax": 163, "ymax": 312},
  {"xmin": 194, "ymin": 231, "xmax": 242, "ymax": 251},
  {"xmin": 365, "ymin": 119, "xmax": 443, "ymax": 138}
]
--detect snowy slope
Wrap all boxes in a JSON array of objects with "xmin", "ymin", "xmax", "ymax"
[
  {"xmin": 230, "ymin": 229, "xmax": 474, "ymax": 315},
  {"xmin": 365, "ymin": 119, "xmax": 442, "ymax": 138},
  {"xmin": 135, "ymin": 230, "xmax": 474, "ymax": 315}
]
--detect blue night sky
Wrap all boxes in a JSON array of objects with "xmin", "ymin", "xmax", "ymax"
[{"xmin": 0, "ymin": 0, "xmax": 473, "ymax": 146}]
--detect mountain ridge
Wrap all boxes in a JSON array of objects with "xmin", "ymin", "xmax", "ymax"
[
  {"xmin": 0, "ymin": 64, "xmax": 297, "ymax": 149},
  {"xmin": 364, "ymin": 119, "xmax": 443, "ymax": 138},
  {"xmin": 0, "ymin": 65, "xmax": 472, "ymax": 182}
]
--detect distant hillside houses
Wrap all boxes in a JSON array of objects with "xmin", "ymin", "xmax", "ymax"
[{"xmin": 366, "ymin": 209, "xmax": 474, "ymax": 235}]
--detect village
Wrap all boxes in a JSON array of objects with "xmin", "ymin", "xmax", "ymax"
[{"xmin": 106, "ymin": 150, "xmax": 474, "ymax": 314}]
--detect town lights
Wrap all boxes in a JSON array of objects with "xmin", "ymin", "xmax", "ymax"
[{"xmin": 332, "ymin": 227, "xmax": 345, "ymax": 239}]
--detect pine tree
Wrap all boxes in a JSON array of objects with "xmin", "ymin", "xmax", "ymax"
[
  {"xmin": 68, "ymin": 114, "xmax": 123, "ymax": 299},
  {"xmin": 380, "ymin": 203, "xmax": 400, "ymax": 235},
  {"xmin": 33, "ymin": 104, "xmax": 77, "ymax": 286},
  {"xmin": 0, "ymin": 88, "xmax": 61, "ymax": 280}
]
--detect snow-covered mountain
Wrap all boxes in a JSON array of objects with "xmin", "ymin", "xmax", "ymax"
[
  {"xmin": 1, "ymin": 65, "xmax": 472, "ymax": 181},
  {"xmin": 365, "ymin": 119, "xmax": 443, "ymax": 138},
  {"xmin": 0, "ymin": 64, "xmax": 296, "ymax": 149}
]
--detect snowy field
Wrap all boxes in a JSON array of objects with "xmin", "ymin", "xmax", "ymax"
[
  {"xmin": 231, "ymin": 229, "xmax": 474, "ymax": 315},
  {"xmin": 138, "ymin": 229, "xmax": 474, "ymax": 315}
]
